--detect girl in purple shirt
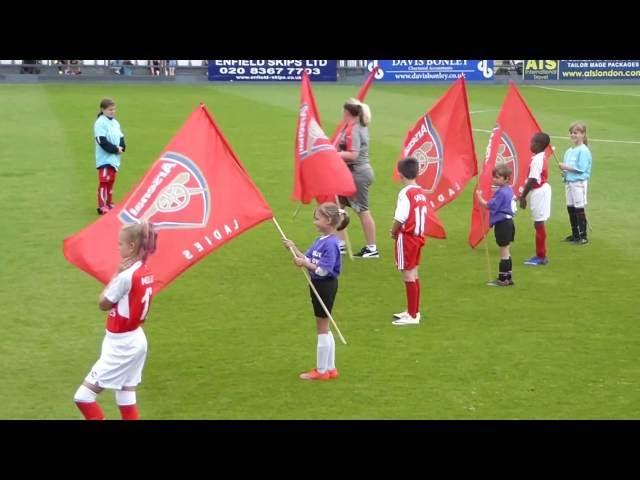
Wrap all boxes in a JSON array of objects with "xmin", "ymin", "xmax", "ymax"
[{"xmin": 283, "ymin": 203, "xmax": 349, "ymax": 380}]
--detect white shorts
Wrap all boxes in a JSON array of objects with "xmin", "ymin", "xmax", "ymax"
[
  {"xmin": 529, "ymin": 182, "xmax": 551, "ymax": 222},
  {"xmin": 565, "ymin": 180, "xmax": 588, "ymax": 208},
  {"xmin": 85, "ymin": 327, "xmax": 148, "ymax": 390}
]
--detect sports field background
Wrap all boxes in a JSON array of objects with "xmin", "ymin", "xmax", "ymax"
[{"xmin": 0, "ymin": 83, "xmax": 638, "ymax": 419}]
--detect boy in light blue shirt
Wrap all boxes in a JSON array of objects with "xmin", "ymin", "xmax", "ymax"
[{"xmin": 94, "ymin": 98, "xmax": 125, "ymax": 214}]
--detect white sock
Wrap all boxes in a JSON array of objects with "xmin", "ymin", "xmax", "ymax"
[
  {"xmin": 115, "ymin": 390, "xmax": 137, "ymax": 406},
  {"xmin": 367, "ymin": 244, "xmax": 377, "ymax": 251},
  {"xmin": 327, "ymin": 331, "xmax": 336, "ymax": 370},
  {"xmin": 74, "ymin": 385, "xmax": 98, "ymax": 403},
  {"xmin": 316, "ymin": 334, "xmax": 331, "ymax": 373},
  {"xmin": 338, "ymin": 240, "xmax": 346, "ymax": 247}
]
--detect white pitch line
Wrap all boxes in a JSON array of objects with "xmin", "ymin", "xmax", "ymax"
[
  {"xmin": 472, "ymin": 128, "xmax": 640, "ymax": 145},
  {"xmin": 470, "ymin": 109, "xmax": 497, "ymax": 114},
  {"xmin": 527, "ymin": 85, "xmax": 640, "ymax": 98}
]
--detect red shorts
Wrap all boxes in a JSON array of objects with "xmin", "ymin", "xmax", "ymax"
[
  {"xmin": 97, "ymin": 165, "xmax": 117, "ymax": 184},
  {"xmin": 395, "ymin": 232, "xmax": 425, "ymax": 271}
]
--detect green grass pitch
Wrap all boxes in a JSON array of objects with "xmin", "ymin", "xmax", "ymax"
[{"xmin": 0, "ymin": 82, "xmax": 638, "ymax": 419}]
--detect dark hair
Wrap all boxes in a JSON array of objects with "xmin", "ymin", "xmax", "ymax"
[
  {"xmin": 122, "ymin": 221, "xmax": 158, "ymax": 262},
  {"xmin": 397, "ymin": 157, "xmax": 419, "ymax": 180},
  {"xmin": 492, "ymin": 164, "xmax": 513, "ymax": 180},
  {"xmin": 531, "ymin": 132, "xmax": 551, "ymax": 153},
  {"xmin": 97, "ymin": 97, "xmax": 115, "ymax": 118},
  {"xmin": 316, "ymin": 203, "xmax": 350, "ymax": 231}
]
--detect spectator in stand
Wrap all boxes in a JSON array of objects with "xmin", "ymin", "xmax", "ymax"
[
  {"xmin": 20, "ymin": 60, "xmax": 40, "ymax": 74},
  {"xmin": 123, "ymin": 61, "xmax": 134, "ymax": 76},
  {"xmin": 149, "ymin": 60, "xmax": 161, "ymax": 76},
  {"xmin": 67, "ymin": 60, "xmax": 82, "ymax": 75},
  {"xmin": 167, "ymin": 60, "xmax": 177, "ymax": 76},
  {"xmin": 111, "ymin": 60, "xmax": 124, "ymax": 75}
]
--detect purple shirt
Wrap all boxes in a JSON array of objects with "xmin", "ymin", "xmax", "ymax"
[
  {"xmin": 487, "ymin": 185, "xmax": 515, "ymax": 227},
  {"xmin": 305, "ymin": 234, "xmax": 341, "ymax": 280}
]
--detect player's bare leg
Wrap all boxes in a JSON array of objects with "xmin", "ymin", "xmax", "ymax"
[{"xmin": 354, "ymin": 210, "xmax": 378, "ymax": 258}]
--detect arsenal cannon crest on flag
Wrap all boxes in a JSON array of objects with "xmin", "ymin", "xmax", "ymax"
[{"xmin": 119, "ymin": 152, "xmax": 210, "ymax": 230}]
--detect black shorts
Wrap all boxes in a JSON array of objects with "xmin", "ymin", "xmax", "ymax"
[
  {"xmin": 494, "ymin": 218, "xmax": 515, "ymax": 247},
  {"xmin": 309, "ymin": 277, "xmax": 338, "ymax": 318}
]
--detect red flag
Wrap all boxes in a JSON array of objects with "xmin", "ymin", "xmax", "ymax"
[
  {"xmin": 395, "ymin": 77, "xmax": 478, "ymax": 238},
  {"xmin": 314, "ymin": 66, "xmax": 379, "ymax": 205},
  {"xmin": 63, "ymin": 104, "xmax": 273, "ymax": 294},
  {"xmin": 424, "ymin": 208, "xmax": 447, "ymax": 239},
  {"xmin": 468, "ymin": 81, "xmax": 553, "ymax": 248},
  {"xmin": 292, "ymin": 72, "xmax": 356, "ymax": 204},
  {"xmin": 313, "ymin": 67, "xmax": 380, "ymax": 206}
]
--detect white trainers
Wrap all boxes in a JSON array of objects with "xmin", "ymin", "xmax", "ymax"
[
  {"xmin": 392, "ymin": 312, "xmax": 420, "ymax": 325},
  {"xmin": 392, "ymin": 311, "xmax": 408, "ymax": 319}
]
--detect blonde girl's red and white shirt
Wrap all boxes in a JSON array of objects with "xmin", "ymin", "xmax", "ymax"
[{"xmin": 103, "ymin": 261, "xmax": 154, "ymax": 334}]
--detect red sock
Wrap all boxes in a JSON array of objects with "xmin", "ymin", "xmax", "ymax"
[
  {"xmin": 535, "ymin": 222, "xmax": 547, "ymax": 259},
  {"xmin": 119, "ymin": 404, "xmax": 139, "ymax": 420},
  {"xmin": 405, "ymin": 281, "xmax": 418, "ymax": 318},
  {"xmin": 98, "ymin": 182, "xmax": 109, "ymax": 208},
  {"xmin": 107, "ymin": 179, "xmax": 115, "ymax": 206},
  {"xmin": 415, "ymin": 279, "xmax": 421, "ymax": 314},
  {"xmin": 75, "ymin": 401, "xmax": 104, "ymax": 420}
]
